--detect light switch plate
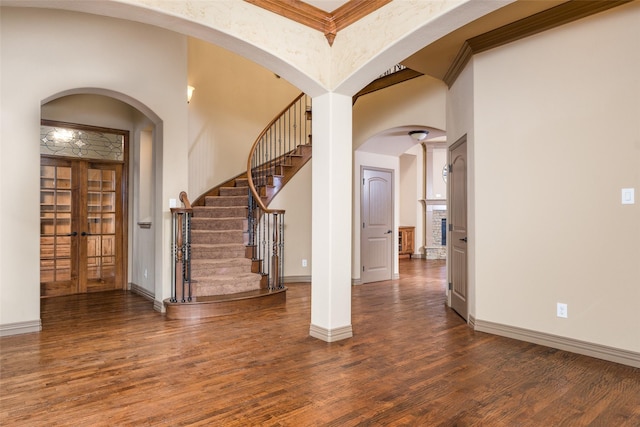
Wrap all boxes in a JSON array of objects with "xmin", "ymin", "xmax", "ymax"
[{"xmin": 622, "ymin": 188, "xmax": 635, "ymax": 205}]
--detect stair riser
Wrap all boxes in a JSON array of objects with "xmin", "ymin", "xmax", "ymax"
[
  {"xmin": 219, "ymin": 187, "xmax": 248, "ymax": 196},
  {"xmin": 193, "ymin": 207, "xmax": 247, "ymax": 219},
  {"xmin": 192, "ymin": 265, "xmax": 251, "ymax": 276},
  {"xmin": 191, "ymin": 218, "xmax": 247, "ymax": 231},
  {"xmin": 193, "ymin": 278, "xmax": 262, "ymax": 296},
  {"xmin": 191, "ymin": 247, "xmax": 246, "ymax": 259},
  {"xmin": 192, "ymin": 259, "xmax": 252, "ymax": 272},
  {"xmin": 192, "ymin": 231, "xmax": 244, "ymax": 245},
  {"xmin": 204, "ymin": 196, "xmax": 248, "ymax": 207}
]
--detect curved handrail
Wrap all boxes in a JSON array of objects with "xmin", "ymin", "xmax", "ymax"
[
  {"xmin": 179, "ymin": 191, "xmax": 192, "ymax": 210},
  {"xmin": 246, "ymin": 92, "xmax": 306, "ymax": 214}
]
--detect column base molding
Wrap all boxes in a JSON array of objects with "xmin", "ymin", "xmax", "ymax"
[
  {"xmin": 0, "ymin": 319, "xmax": 42, "ymax": 337},
  {"xmin": 309, "ymin": 323, "xmax": 353, "ymax": 342},
  {"xmin": 475, "ymin": 319, "xmax": 640, "ymax": 369}
]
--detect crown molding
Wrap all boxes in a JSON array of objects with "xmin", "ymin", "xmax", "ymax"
[
  {"xmin": 244, "ymin": 0, "xmax": 390, "ymax": 46},
  {"xmin": 444, "ymin": 0, "xmax": 632, "ymax": 87}
]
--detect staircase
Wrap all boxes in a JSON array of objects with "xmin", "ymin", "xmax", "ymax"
[
  {"xmin": 164, "ymin": 93, "xmax": 312, "ymax": 320},
  {"xmin": 190, "ymin": 177, "xmax": 265, "ymax": 297}
]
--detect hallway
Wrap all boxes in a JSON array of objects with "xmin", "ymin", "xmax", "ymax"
[{"xmin": 1, "ymin": 259, "xmax": 638, "ymax": 425}]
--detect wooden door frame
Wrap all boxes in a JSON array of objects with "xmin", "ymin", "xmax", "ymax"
[
  {"xmin": 360, "ymin": 166, "xmax": 394, "ymax": 284},
  {"xmin": 40, "ymin": 120, "xmax": 129, "ymax": 293}
]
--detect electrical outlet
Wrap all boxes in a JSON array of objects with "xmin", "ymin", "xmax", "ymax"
[
  {"xmin": 302, "ymin": 259, "xmax": 308, "ymax": 267},
  {"xmin": 557, "ymin": 302, "xmax": 568, "ymax": 318}
]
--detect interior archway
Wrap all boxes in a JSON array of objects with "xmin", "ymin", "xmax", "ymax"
[{"xmin": 40, "ymin": 89, "xmax": 164, "ymax": 303}]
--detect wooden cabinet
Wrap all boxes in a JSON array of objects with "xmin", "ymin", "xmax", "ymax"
[{"xmin": 398, "ymin": 226, "xmax": 415, "ymax": 258}]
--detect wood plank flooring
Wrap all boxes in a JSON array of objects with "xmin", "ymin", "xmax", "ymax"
[{"xmin": 1, "ymin": 259, "xmax": 639, "ymax": 426}]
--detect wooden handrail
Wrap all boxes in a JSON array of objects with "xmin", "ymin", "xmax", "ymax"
[
  {"xmin": 246, "ymin": 92, "xmax": 306, "ymax": 214},
  {"xmin": 179, "ymin": 191, "xmax": 192, "ymax": 210}
]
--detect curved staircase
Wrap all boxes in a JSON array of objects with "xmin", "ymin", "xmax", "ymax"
[{"xmin": 164, "ymin": 94, "xmax": 311, "ymax": 320}]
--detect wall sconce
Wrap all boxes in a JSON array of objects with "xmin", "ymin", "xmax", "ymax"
[
  {"xmin": 187, "ymin": 85, "xmax": 195, "ymax": 103},
  {"xmin": 409, "ymin": 130, "xmax": 429, "ymax": 141}
]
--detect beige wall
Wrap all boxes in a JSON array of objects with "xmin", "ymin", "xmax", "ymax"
[
  {"xmin": 187, "ymin": 38, "xmax": 300, "ymax": 197},
  {"xmin": 400, "ymin": 152, "xmax": 418, "ymax": 230},
  {"xmin": 268, "ymin": 162, "xmax": 313, "ymax": 279},
  {"xmin": 472, "ymin": 3, "xmax": 640, "ymax": 352},
  {"xmin": 447, "ymin": 59, "xmax": 476, "ymax": 317},
  {"xmin": 353, "ymin": 75, "xmax": 447, "ymax": 150},
  {"xmin": 0, "ymin": 8, "xmax": 188, "ymax": 329}
]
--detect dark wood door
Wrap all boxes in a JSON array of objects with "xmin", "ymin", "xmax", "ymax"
[
  {"xmin": 449, "ymin": 138, "xmax": 468, "ymax": 320},
  {"xmin": 40, "ymin": 157, "xmax": 124, "ymax": 297}
]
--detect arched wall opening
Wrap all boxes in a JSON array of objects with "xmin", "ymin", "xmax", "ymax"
[{"xmin": 40, "ymin": 89, "xmax": 164, "ymax": 304}]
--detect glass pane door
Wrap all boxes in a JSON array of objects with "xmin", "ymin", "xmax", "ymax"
[
  {"xmin": 40, "ymin": 157, "xmax": 124, "ymax": 297},
  {"xmin": 84, "ymin": 164, "xmax": 121, "ymax": 292},
  {"xmin": 40, "ymin": 159, "xmax": 78, "ymax": 297}
]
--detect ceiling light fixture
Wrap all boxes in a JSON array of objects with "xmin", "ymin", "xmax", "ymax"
[{"xmin": 409, "ymin": 130, "xmax": 429, "ymax": 141}]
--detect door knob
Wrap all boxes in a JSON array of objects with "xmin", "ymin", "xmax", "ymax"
[
  {"xmin": 65, "ymin": 231, "xmax": 78, "ymax": 237},
  {"xmin": 459, "ymin": 237, "xmax": 468, "ymax": 242},
  {"xmin": 385, "ymin": 230, "xmax": 393, "ymax": 234}
]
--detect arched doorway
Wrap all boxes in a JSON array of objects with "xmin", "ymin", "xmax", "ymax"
[{"xmin": 40, "ymin": 90, "xmax": 163, "ymax": 300}]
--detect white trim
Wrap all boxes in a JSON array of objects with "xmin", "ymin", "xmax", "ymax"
[
  {"xmin": 475, "ymin": 319, "xmax": 640, "ymax": 369},
  {"xmin": 283, "ymin": 275, "xmax": 311, "ymax": 283},
  {"xmin": 309, "ymin": 324, "xmax": 353, "ymax": 342},
  {"xmin": 468, "ymin": 314, "xmax": 476, "ymax": 328},
  {"xmin": 130, "ymin": 283, "xmax": 155, "ymax": 301},
  {"xmin": 0, "ymin": 320, "xmax": 42, "ymax": 337},
  {"xmin": 352, "ymin": 278, "xmax": 363, "ymax": 285},
  {"xmin": 392, "ymin": 273, "xmax": 399, "ymax": 280},
  {"xmin": 153, "ymin": 299, "xmax": 165, "ymax": 313}
]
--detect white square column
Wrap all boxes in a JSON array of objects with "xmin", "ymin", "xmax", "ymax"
[{"xmin": 310, "ymin": 92, "xmax": 353, "ymax": 342}]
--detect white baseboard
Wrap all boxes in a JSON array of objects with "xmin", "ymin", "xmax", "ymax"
[
  {"xmin": 129, "ymin": 283, "xmax": 155, "ymax": 301},
  {"xmin": 475, "ymin": 319, "xmax": 640, "ymax": 369},
  {"xmin": 468, "ymin": 314, "xmax": 476, "ymax": 329},
  {"xmin": 352, "ymin": 278, "xmax": 362, "ymax": 285},
  {"xmin": 392, "ymin": 273, "xmax": 399, "ymax": 280},
  {"xmin": 309, "ymin": 323, "xmax": 353, "ymax": 342},
  {"xmin": 153, "ymin": 299, "xmax": 165, "ymax": 313},
  {"xmin": 283, "ymin": 275, "xmax": 311, "ymax": 283},
  {"xmin": 0, "ymin": 319, "xmax": 42, "ymax": 337}
]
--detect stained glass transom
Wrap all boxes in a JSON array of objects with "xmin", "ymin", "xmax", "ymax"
[{"xmin": 40, "ymin": 125, "xmax": 124, "ymax": 161}]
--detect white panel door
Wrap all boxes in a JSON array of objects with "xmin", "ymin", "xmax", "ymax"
[
  {"xmin": 361, "ymin": 168, "xmax": 393, "ymax": 283},
  {"xmin": 449, "ymin": 138, "xmax": 468, "ymax": 320}
]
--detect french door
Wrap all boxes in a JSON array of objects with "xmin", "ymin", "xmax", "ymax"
[{"xmin": 40, "ymin": 156, "xmax": 125, "ymax": 297}]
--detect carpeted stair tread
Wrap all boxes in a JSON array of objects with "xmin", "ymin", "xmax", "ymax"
[
  {"xmin": 191, "ymin": 217, "xmax": 246, "ymax": 231},
  {"xmin": 204, "ymin": 195, "xmax": 248, "ymax": 207},
  {"xmin": 192, "ymin": 206, "xmax": 247, "ymax": 218},
  {"xmin": 190, "ymin": 243, "xmax": 246, "ymax": 259},
  {"xmin": 219, "ymin": 187, "xmax": 248, "ymax": 196},
  {"xmin": 191, "ymin": 229, "xmax": 244, "ymax": 244}
]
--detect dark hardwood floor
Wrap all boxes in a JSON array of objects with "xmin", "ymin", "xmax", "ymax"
[{"xmin": 1, "ymin": 259, "xmax": 639, "ymax": 426}]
